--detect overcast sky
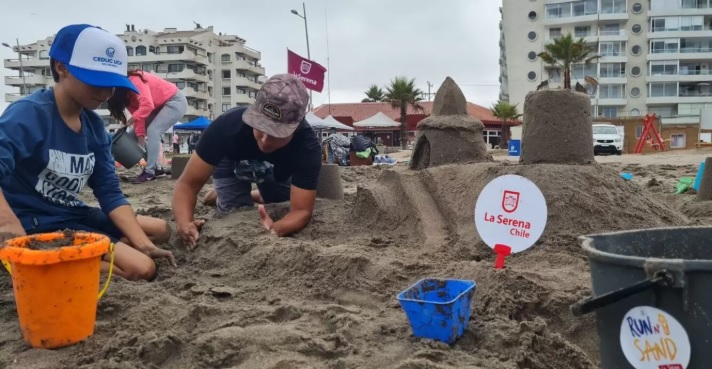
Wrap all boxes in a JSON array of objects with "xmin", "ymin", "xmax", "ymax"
[{"xmin": 0, "ymin": 0, "xmax": 502, "ymax": 113}]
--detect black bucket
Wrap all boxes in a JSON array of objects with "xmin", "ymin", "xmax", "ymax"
[
  {"xmin": 111, "ymin": 127, "xmax": 145, "ymax": 169},
  {"xmin": 572, "ymin": 227, "xmax": 712, "ymax": 368}
]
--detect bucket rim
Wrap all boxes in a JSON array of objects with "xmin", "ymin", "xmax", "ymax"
[
  {"xmin": 579, "ymin": 226, "xmax": 712, "ymax": 270},
  {"xmin": 0, "ymin": 232, "xmax": 111, "ymax": 266},
  {"xmin": 396, "ymin": 278, "xmax": 477, "ymax": 305}
]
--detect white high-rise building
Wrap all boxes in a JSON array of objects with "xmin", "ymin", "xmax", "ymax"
[
  {"xmin": 3, "ymin": 24, "xmax": 265, "ymax": 124},
  {"xmin": 500, "ymin": 0, "xmax": 712, "ymax": 128}
]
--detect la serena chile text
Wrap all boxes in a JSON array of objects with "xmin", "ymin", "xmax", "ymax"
[{"xmin": 482, "ymin": 212, "xmax": 531, "ymax": 238}]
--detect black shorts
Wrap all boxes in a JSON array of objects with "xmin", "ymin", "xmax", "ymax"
[{"xmin": 26, "ymin": 207, "xmax": 124, "ymax": 243}]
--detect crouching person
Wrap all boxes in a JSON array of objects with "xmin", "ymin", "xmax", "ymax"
[{"xmin": 0, "ymin": 24, "xmax": 175, "ymax": 281}]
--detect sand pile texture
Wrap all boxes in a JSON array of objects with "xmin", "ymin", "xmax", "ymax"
[{"xmin": 0, "ymin": 163, "xmax": 690, "ymax": 369}]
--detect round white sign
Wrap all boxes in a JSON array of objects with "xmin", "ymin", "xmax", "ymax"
[
  {"xmin": 620, "ymin": 306, "xmax": 690, "ymax": 369},
  {"xmin": 474, "ymin": 174, "xmax": 547, "ymax": 253}
]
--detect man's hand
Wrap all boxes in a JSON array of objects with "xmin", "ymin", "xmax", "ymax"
[
  {"xmin": 136, "ymin": 243, "xmax": 177, "ymax": 267},
  {"xmin": 178, "ymin": 219, "xmax": 206, "ymax": 249},
  {"xmin": 202, "ymin": 189, "xmax": 217, "ymax": 206},
  {"xmin": 258, "ymin": 205, "xmax": 276, "ymax": 235}
]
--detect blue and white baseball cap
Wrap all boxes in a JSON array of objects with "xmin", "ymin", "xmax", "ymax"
[{"xmin": 49, "ymin": 24, "xmax": 138, "ymax": 93}]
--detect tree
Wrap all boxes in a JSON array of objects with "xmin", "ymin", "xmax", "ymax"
[
  {"xmin": 537, "ymin": 33, "xmax": 600, "ymax": 90},
  {"xmin": 490, "ymin": 100, "xmax": 522, "ymax": 149},
  {"xmin": 361, "ymin": 84, "xmax": 385, "ymax": 102},
  {"xmin": 384, "ymin": 77, "xmax": 424, "ymax": 149}
]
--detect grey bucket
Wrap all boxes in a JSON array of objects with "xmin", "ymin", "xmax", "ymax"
[
  {"xmin": 111, "ymin": 127, "xmax": 145, "ymax": 169},
  {"xmin": 572, "ymin": 227, "xmax": 712, "ymax": 368}
]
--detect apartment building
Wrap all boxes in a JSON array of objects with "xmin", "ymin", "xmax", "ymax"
[
  {"xmin": 3, "ymin": 24, "xmax": 265, "ymax": 124},
  {"xmin": 500, "ymin": 0, "xmax": 712, "ymax": 142}
]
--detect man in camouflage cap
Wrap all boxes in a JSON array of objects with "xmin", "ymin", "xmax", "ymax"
[{"xmin": 172, "ymin": 74, "xmax": 322, "ymax": 246}]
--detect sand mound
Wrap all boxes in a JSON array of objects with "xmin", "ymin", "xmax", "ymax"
[
  {"xmin": 0, "ymin": 163, "xmax": 691, "ymax": 369},
  {"xmin": 352, "ymin": 162, "xmax": 689, "ymax": 367}
]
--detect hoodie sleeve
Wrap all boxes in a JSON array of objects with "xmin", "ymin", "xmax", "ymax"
[
  {"xmin": 87, "ymin": 117, "xmax": 129, "ymax": 214},
  {"xmin": 0, "ymin": 101, "xmax": 46, "ymax": 180},
  {"xmin": 129, "ymin": 75, "xmax": 154, "ymax": 137}
]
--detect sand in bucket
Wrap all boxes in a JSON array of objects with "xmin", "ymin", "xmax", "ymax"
[{"xmin": 0, "ymin": 231, "xmax": 114, "ymax": 349}]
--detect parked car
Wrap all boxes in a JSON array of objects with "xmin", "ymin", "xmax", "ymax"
[{"xmin": 592, "ymin": 124, "xmax": 623, "ymax": 155}]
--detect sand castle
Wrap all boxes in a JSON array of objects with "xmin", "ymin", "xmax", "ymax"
[{"xmin": 410, "ymin": 77, "xmax": 492, "ymax": 169}]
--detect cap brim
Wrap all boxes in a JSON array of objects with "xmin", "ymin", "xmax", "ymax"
[
  {"xmin": 243, "ymin": 104, "xmax": 300, "ymax": 139},
  {"xmin": 66, "ymin": 65, "xmax": 139, "ymax": 94}
]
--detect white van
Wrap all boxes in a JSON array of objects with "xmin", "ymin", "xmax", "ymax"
[{"xmin": 592, "ymin": 123, "xmax": 623, "ymax": 155}]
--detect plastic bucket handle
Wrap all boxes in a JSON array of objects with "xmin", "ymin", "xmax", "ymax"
[{"xmin": 2, "ymin": 242, "xmax": 115, "ymax": 300}]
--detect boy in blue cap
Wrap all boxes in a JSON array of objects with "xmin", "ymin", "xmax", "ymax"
[{"xmin": 0, "ymin": 24, "xmax": 175, "ymax": 281}]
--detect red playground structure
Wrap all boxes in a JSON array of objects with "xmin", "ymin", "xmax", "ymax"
[{"xmin": 633, "ymin": 113, "xmax": 665, "ymax": 154}]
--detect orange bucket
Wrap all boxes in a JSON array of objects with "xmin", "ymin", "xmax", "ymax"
[{"xmin": 0, "ymin": 231, "xmax": 115, "ymax": 349}]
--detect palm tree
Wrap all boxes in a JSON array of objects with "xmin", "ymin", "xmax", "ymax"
[
  {"xmin": 490, "ymin": 100, "xmax": 522, "ymax": 148},
  {"xmin": 384, "ymin": 77, "xmax": 424, "ymax": 149},
  {"xmin": 537, "ymin": 33, "xmax": 600, "ymax": 91},
  {"xmin": 362, "ymin": 84, "xmax": 385, "ymax": 102}
]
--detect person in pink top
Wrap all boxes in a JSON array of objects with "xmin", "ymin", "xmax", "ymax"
[{"xmin": 108, "ymin": 70, "xmax": 187, "ymax": 183}]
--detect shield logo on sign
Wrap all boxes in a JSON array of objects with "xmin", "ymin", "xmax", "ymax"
[
  {"xmin": 501, "ymin": 190, "xmax": 520, "ymax": 213},
  {"xmin": 300, "ymin": 60, "xmax": 312, "ymax": 74}
]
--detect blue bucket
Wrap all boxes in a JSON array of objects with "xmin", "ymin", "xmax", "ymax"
[
  {"xmin": 396, "ymin": 278, "xmax": 477, "ymax": 344},
  {"xmin": 694, "ymin": 160, "xmax": 705, "ymax": 191}
]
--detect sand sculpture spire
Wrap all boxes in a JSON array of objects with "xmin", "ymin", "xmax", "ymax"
[{"xmin": 409, "ymin": 77, "xmax": 492, "ymax": 170}]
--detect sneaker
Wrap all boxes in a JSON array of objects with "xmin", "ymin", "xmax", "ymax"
[
  {"xmin": 373, "ymin": 155, "xmax": 398, "ymax": 166},
  {"xmin": 154, "ymin": 167, "xmax": 167, "ymax": 177},
  {"xmin": 132, "ymin": 170, "xmax": 156, "ymax": 184}
]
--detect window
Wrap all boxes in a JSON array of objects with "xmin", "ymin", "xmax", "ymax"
[
  {"xmin": 166, "ymin": 46, "xmax": 183, "ymax": 54},
  {"xmin": 528, "ymin": 51, "xmax": 537, "ymax": 61},
  {"xmin": 600, "ymin": 23, "xmax": 620, "ymax": 36},
  {"xmin": 549, "ymin": 28, "xmax": 562, "ymax": 39},
  {"xmin": 650, "ymin": 39, "xmax": 678, "ymax": 54},
  {"xmin": 125, "ymin": 47, "xmax": 134, "ymax": 56},
  {"xmin": 235, "ymin": 88, "xmax": 246, "ymax": 94},
  {"xmin": 38, "ymin": 50, "xmax": 49, "ymax": 60},
  {"xmin": 221, "ymin": 53, "xmax": 230, "ymax": 62},
  {"xmin": 632, "ymin": 3, "xmax": 643, "ymax": 13},
  {"xmin": 600, "ymin": 41, "xmax": 625, "ymax": 56},
  {"xmin": 599, "ymin": 84, "xmax": 625, "ymax": 99},
  {"xmin": 600, "ymin": 106, "xmax": 618, "ymax": 117},
  {"xmin": 135, "ymin": 46, "xmax": 146, "ymax": 56},
  {"xmin": 167, "ymin": 64, "xmax": 183, "ymax": 73},
  {"xmin": 630, "ymin": 66, "xmax": 641, "ymax": 76},
  {"xmin": 630, "ymin": 108, "xmax": 641, "ymax": 116},
  {"xmin": 631, "ymin": 45, "xmax": 642, "ymax": 55},
  {"xmin": 601, "ymin": 0, "xmax": 627, "ymax": 13},
  {"xmin": 572, "ymin": 0, "xmax": 598, "ymax": 16},
  {"xmin": 649, "ymin": 106, "xmax": 676, "ymax": 117},
  {"xmin": 635, "ymin": 125, "xmax": 644, "ymax": 138},
  {"xmin": 545, "ymin": 4, "xmax": 567, "ymax": 19},
  {"xmin": 650, "ymin": 61, "xmax": 678, "ymax": 75},
  {"xmin": 222, "ymin": 87, "xmax": 230, "ymax": 96},
  {"xmin": 600, "ymin": 63, "xmax": 626, "ymax": 78},
  {"xmin": 649, "ymin": 82, "xmax": 678, "ymax": 97},
  {"xmin": 222, "ymin": 103, "xmax": 231, "ymax": 112},
  {"xmin": 141, "ymin": 64, "xmax": 152, "ymax": 72},
  {"xmin": 174, "ymin": 81, "xmax": 185, "ymax": 89},
  {"xmin": 572, "ymin": 63, "xmax": 596, "ymax": 79},
  {"xmin": 527, "ymin": 71, "xmax": 537, "ymax": 81},
  {"xmin": 221, "ymin": 70, "xmax": 231, "ymax": 79},
  {"xmin": 630, "ymin": 87, "xmax": 641, "ymax": 97},
  {"xmin": 149, "ymin": 46, "xmax": 155, "ymax": 53},
  {"xmin": 631, "ymin": 24, "xmax": 642, "ymax": 34},
  {"xmin": 575, "ymin": 26, "xmax": 592, "ymax": 37},
  {"xmin": 528, "ymin": 11, "xmax": 537, "ymax": 21},
  {"xmin": 670, "ymin": 134, "xmax": 686, "ymax": 148},
  {"xmin": 528, "ymin": 31, "xmax": 537, "ymax": 41}
]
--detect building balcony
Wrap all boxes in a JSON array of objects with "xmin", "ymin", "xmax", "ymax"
[
  {"xmin": 183, "ymin": 87, "xmax": 210, "ymax": 101},
  {"xmin": 129, "ymin": 50, "xmax": 209, "ymax": 65},
  {"xmin": 647, "ymin": 94, "xmax": 712, "ymax": 105},
  {"xmin": 234, "ymin": 60, "xmax": 265, "ymax": 75},
  {"xmin": 4, "ymin": 93, "xmax": 26, "ymax": 103},
  {"xmin": 648, "ymin": 29, "xmax": 712, "ymax": 39},
  {"xmin": 543, "ymin": 14, "xmax": 600, "ymax": 26},
  {"xmin": 4, "ymin": 75, "xmax": 50, "ymax": 86},
  {"xmin": 234, "ymin": 77, "xmax": 262, "ymax": 91},
  {"xmin": 185, "ymin": 105, "xmax": 209, "ymax": 117},
  {"xmin": 598, "ymin": 54, "xmax": 627, "ymax": 63},
  {"xmin": 648, "ymin": 49, "xmax": 712, "ymax": 61},
  {"xmin": 233, "ymin": 94, "xmax": 255, "ymax": 105},
  {"xmin": 592, "ymin": 97, "xmax": 628, "ymax": 105},
  {"xmin": 647, "ymin": 71, "xmax": 712, "ymax": 82},
  {"xmin": 164, "ymin": 68, "xmax": 209, "ymax": 83},
  {"xmin": 649, "ymin": 4, "xmax": 712, "ymax": 17},
  {"xmin": 3, "ymin": 57, "xmax": 50, "ymax": 69},
  {"xmin": 598, "ymin": 76, "xmax": 627, "ymax": 84}
]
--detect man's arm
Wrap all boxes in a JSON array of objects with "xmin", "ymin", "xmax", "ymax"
[
  {"xmin": 173, "ymin": 152, "xmax": 215, "ymax": 227},
  {"xmin": 270, "ymin": 186, "xmax": 316, "ymax": 237}
]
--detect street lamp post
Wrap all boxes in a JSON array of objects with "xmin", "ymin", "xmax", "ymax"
[
  {"xmin": 291, "ymin": 2, "xmax": 312, "ymax": 110},
  {"xmin": 2, "ymin": 39, "xmax": 27, "ymax": 97}
]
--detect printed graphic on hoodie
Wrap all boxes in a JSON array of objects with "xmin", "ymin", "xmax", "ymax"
[{"xmin": 35, "ymin": 149, "xmax": 95, "ymax": 206}]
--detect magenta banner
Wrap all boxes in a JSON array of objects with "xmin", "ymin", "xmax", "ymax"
[{"xmin": 287, "ymin": 49, "xmax": 326, "ymax": 93}]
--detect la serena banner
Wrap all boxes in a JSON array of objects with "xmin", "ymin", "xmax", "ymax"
[{"xmin": 287, "ymin": 49, "xmax": 327, "ymax": 93}]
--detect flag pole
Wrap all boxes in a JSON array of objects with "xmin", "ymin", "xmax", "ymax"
[{"xmin": 325, "ymin": 8, "xmax": 331, "ymax": 115}]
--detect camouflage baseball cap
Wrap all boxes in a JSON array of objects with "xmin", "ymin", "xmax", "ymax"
[{"xmin": 243, "ymin": 74, "xmax": 310, "ymax": 138}]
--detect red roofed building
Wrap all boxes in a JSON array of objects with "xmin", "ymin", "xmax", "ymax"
[{"xmin": 312, "ymin": 101, "xmax": 521, "ymax": 148}]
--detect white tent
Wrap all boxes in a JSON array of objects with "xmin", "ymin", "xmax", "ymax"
[
  {"xmin": 307, "ymin": 113, "xmax": 354, "ymax": 130},
  {"xmin": 353, "ymin": 112, "xmax": 400, "ymax": 128}
]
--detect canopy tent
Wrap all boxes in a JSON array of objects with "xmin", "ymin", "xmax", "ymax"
[
  {"xmin": 307, "ymin": 112, "xmax": 353, "ymax": 130},
  {"xmin": 353, "ymin": 112, "xmax": 400, "ymax": 128},
  {"xmin": 173, "ymin": 116, "xmax": 211, "ymax": 131}
]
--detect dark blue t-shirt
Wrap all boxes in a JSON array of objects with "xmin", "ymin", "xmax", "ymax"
[{"xmin": 0, "ymin": 89, "xmax": 128, "ymax": 230}]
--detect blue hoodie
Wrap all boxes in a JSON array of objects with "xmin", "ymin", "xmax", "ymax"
[{"xmin": 0, "ymin": 88, "xmax": 128, "ymax": 230}]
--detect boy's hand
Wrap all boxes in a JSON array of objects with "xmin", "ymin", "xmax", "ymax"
[
  {"xmin": 136, "ymin": 243, "xmax": 177, "ymax": 267},
  {"xmin": 178, "ymin": 219, "xmax": 206, "ymax": 249},
  {"xmin": 258, "ymin": 205, "xmax": 276, "ymax": 235}
]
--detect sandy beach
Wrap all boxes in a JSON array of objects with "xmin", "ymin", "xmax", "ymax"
[{"xmin": 1, "ymin": 148, "xmax": 710, "ymax": 369}]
